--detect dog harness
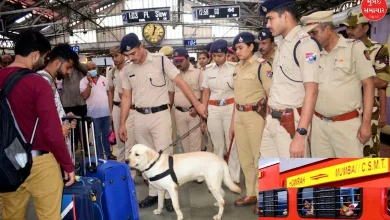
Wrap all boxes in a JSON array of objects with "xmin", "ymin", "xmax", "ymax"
[{"xmin": 143, "ymin": 151, "xmax": 179, "ymax": 185}]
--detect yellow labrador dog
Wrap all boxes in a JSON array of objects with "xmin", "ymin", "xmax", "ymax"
[{"xmin": 127, "ymin": 144, "xmax": 241, "ymax": 220}]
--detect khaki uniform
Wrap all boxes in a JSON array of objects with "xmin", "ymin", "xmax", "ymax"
[
  {"xmin": 107, "ymin": 64, "xmax": 135, "ymax": 163},
  {"xmin": 363, "ymin": 38, "xmax": 390, "ymax": 157},
  {"xmin": 311, "ymin": 36, "xmax": 376, "ymax": 158},
  {"xmin": 122, "ymin": 51, "xmax": 178, "ymax": 197},
  {"xmin": 234, "ymin": 55, "xmax": 270, "ymax": 197},
  {"xmin": 261, "ymin": 25, "xmax": 321, "ymax": 158},
  {"xmin": 202, "ymin": 61, "xmax": 240, "ymax": 183},
  {"xmin": 200, "ymin": 68, "xmax": 214, "ymax": 152},
  {"xmin": 174, "ymin": 65, "xmax": 203, "ymax": 153}
]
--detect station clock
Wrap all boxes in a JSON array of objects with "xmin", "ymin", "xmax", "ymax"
[{"xmin": 142, "ymin": 23, "xmax": 165, "ymax": 45}]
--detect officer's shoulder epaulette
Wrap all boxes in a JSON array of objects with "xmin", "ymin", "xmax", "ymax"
[
  {"xmin": 226, "ymin": 61, "xmax": 237, "ymax": 66},
  {"xmin": 206, "ymin": 62, "xmax": 216, "ymax": 68},
  {"xmin": 346, "ymin": 38, "xmax": 360, "ymax": 44},
  {"xmin": 151, "ymin": 52, "xmax": 164, "ymax": 57},
  {"xmin": 297, "ymin": 30, "xmax": 310, "ymax": 43},
  {"xmin": 257, "ymin": 58, "xmax": 266, "ymax": 64}
]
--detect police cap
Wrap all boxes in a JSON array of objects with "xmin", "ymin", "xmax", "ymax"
[
  {"xmin": 259, "ymin": 0, "xmax": 295, "ymax": 16},
  {"xmin": 172, "ymin": 48, "xmax": 189, "ymax": 61},
  {"xmin": 206, "ymin": 42, "xmax": 213, "ymax": 52},
  {"xmin": 258, "ymin": 28, "xmax": 273, "ymax": 41},
  {"xmin": 301, "ymin": 10, "xmax": 334, "ymax": 33},
  {"xmin": 233, "ymin": 32, "xmax": 256, "ymax": 49},
  {"xmin": 342, "ymin": 12, "xmax": 369, "ymax": 27},
  {"xmin": 120, "ymin": 33, "xmax": 141, "ymax": 53},
  {"xmin": 210, "ymin": 39, "xmax": 228, "ymax": 53}
]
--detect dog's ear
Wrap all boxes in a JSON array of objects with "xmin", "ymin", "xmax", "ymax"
[{"xmin": 146, "ymin": 148, "xmax": 155, "ymax": 163}]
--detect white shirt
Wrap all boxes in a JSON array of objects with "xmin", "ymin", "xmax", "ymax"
[
  {"xmin": 37, "ymin": 70, "xmax": 66, "ymax": 122},
  {"xmin": 80, "ymin": 76, "xmax": 110, "ymax": 118}
]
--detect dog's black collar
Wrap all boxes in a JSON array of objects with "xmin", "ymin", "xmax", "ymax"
[{"xmin": 142, "ymin": 150, "xmax": 163, "ymax": 172}]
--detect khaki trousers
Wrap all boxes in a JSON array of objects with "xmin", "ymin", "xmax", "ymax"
[
  {"xmin": 174, "ymin": 108, "xmax": 202, "ymax": 153},
  {"xmin": 135, "ymin": 109, "xmax": 172, "ymax": 198},
  {"xmin": 1, "ymin": 153, "xmax": 63, "ymax": 220},
  {"xmin": 113, "ymin": 106, "xmax": 126, "ymax": 162},
  {"xmin": 260, "ymin": 109, "xmax": 311, "ymax": 158},
  {"xmin": 234, "ymin": 110, "xmax": 263, "ymax": 197},
  {"xmin": 311, "ymin": 115, "xmax": 364, "ymax": 158},
  {"xmin": 208, "ymin": 105, "xmax": 240, "ymax": 183},
  {"xmin": 125, "ymin": 110, "xmax": 137, "ymax": 179}
]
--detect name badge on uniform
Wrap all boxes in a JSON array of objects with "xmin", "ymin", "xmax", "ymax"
[
  {"xmin": 305, "ymin": 52, "xmax": 317, "ymax": 63},
  {"xmin": 208, "ymin": 77, "xmax": 216, "ymax": 79},
  {"xmin": 129, "ymin": 74, "xmax": 135, "ymax": 78}
]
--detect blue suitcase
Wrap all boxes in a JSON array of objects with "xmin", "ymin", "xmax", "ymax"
[
  {"xmin": 61, "ymin": 176, "xmax": 105, "ymax": 220},
  {"xmin": 61, "ymin": 117, "xmax": 104, "ymax": 220},
  {"xmin": 86, "ymin": 159, "xmax": 139, "ymax": 220},
  {"xmin": 82, "ymin": 117, "xmax": 139, "ymax": 220}
]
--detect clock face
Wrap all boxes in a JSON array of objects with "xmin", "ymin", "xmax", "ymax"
[{"xmin": 143, "ymin": 23, "xmax": 165, "ymax": 45}]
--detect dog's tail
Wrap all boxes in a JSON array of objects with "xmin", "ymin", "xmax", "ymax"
[{"xmin": 222, "ymin": 163, "xmax": 242, "ymax": 194}]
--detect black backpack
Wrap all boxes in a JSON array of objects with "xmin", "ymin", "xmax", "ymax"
[{"xmin": 0, "ymin": 68, "xmax": 39, "ymax": 193}]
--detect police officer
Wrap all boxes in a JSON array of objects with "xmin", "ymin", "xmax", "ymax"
[
  {"xmin": 230, "ymin": 32, "xmax": 271, "ymax": 214},
  {"xmin": 201, "ymin": 39, "xmax": 241, "ymax": 185},
  {"xmin": 301, "ymin": 11, "xmax": 375, "ymax": 157},
  {"xmin": 259, "ymin": 0, "xmax": 321, "ymax": 158},
  {"xmin": 342, "ymin": 13, "xmax": 390, "ymax": 157},
  {"xmin": 172, "ymin": 48, "xmax": 203, "ymax": 153},
  {"xmin": 258, "ymin": 28, "xmax": 276, "ymax": 65},
  {"xmin": 118, "ymin": 33, "xmax": 207, "ymax": 211},
  {"xmin": 107, "ymin": 46, "xmax": 129, "ymax": 162}
]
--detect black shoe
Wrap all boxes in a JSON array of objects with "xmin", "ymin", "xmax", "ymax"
[
  {"xmin": 165, "ymin": 199, "xmax": 174, "ymax": 212},
  {"xmin": 139, "ymin": 196, "xmax": 158, "ymax": 208}
]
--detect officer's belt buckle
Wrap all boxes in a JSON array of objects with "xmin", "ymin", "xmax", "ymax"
[
  {"xmin": 144, "ymin": 108, "xmax": 152, "ymax": 114},
  {"xmin": 217, "ymin": 100, "xmax": 227, "ymax": 106},
  {"xmin": 322, "ymin": 116, "xmax": 333, "ymax": 122}
]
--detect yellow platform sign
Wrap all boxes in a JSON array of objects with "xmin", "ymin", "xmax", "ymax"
[{"xmin": 286, "ymin": 158, "xmax": 389, "ymax": 188}]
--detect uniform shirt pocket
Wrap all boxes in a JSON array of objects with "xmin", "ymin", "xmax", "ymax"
[
  {"xmin": 333, "ymin": 59, "xmax": 353, "ymax": 79},
  {"xmin": 240, "ymin": 73, "xmax": 258, "ymax": 90},
  {"xmin": 207, "ymin": 72, "xmax": 218, "ymax": 88},
  {"xmin": 148, "ymin": 72, "xmax": 166, "ymax": 87}
]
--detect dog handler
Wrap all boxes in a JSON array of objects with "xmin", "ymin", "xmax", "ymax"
[{"xmin": 118, "ymin": 33, "xmax": 207, "ymax": 212}]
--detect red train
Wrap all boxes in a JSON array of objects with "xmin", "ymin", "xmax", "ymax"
[{"xmin": 258, "ymin": 158, "xmax": 390, "ymax": 219}]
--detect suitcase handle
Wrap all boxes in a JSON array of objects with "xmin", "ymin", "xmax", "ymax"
[
  {"xmin": 83, "ymin": 116, "xmax": 94, "ymax": 123},
  {"xmin": 61, "ymin": 115, "xmax": 82, "ymax": 121}
]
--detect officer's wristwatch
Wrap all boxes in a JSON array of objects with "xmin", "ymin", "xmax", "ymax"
[{"xmin": 296, "ymin": 128, "xmax": 308, "ymax": 136}]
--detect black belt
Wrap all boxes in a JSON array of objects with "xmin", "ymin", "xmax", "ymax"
[
  {"xmin": 175, "ymin": 106, "xmax": 192, "ymax": 112},
  {"xmin": 31, "ymin": 150, "xmax": 49, "ymax": 158},
  {"xmin": 136, "ymin": 104, "xmax": 168, "ymax": 114},
  {"xmin": 114, "ymin": 102, "xmax": 135, "ymax": 110}
]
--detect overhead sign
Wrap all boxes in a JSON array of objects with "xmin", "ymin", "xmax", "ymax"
[
  {"xmin": 122, "ymin": 7, "xmax": 170, "ymax": 24},
  {"xmin": 184, "ymin": 39, "xmax": 196, "ymax": 46},
  {"xmin": 192, "ymin": 5, "xmax": 240, "ymax": 20},
  {"xmin": 286, "ymin": 158, "xmax": 389, "ymax": 188}
]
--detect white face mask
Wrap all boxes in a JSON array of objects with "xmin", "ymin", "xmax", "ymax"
[{"xmin": 88, "ymin": 69, "xmax": 98, "ymax": 77}]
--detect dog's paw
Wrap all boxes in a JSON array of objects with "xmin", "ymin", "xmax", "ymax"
[
  {"xmin": 213, "ymin": 202, "xmax": 219, "ymax": 207},
  {"xmin": 153, "ymin": 209, "xmax": 162, "ymax": 215},
  {"xmin": 213, "ymin": 214, "xmax": 222, "ymax": 220},
  {"xmin": 177, "ymin": 215, "xmax": 184, "ymax": 220}
]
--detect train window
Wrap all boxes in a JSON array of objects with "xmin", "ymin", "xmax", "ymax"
[
  {"xmin": 387, "ymin": 188, "xmax": 390, "ymax": 216},
  {"xmin": 297, "ymin": 188, "xmax": 316, "ymax": 217},
  {"xmin": 336, "ymin": 187, "xmax": 362, "ymax": 218},
  {"xmin": 298, "ymin": 188, "xmax": 361, "ymax": 218},
  {"xmin": 259, "ymin": 192, "xmax": 264, "ymax": 217},
  {"xmin": 260, "ymin": 189, "xmax": 288, "ymax": 217}
]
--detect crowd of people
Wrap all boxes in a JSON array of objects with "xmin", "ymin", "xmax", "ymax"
[{"xmin": 0, "ymin": 0, "xmax": 389, "ymax": 218}]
